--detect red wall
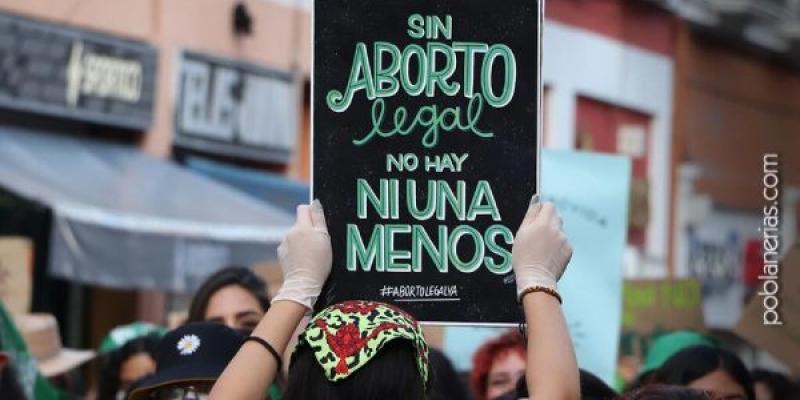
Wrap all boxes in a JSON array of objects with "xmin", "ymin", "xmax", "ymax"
[
  {"xmin": 576, "ymin": 96, "xmax": 651, "ymax": 247},
  {"xmin": 546, "ymin": 0, "xmax": 676, "ymax": 56},
  {"xmin": 576, "ymin": 96, "xmax": 651, "ymax": 179}
]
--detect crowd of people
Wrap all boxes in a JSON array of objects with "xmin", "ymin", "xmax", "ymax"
[{"xmin": 1, "ymin": 199, "xmax": 797, "ymax": 399}]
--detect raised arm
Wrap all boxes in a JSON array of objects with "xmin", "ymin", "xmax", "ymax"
[
  {"xmin": 512, "ymin": 200, "xmax": 580, "ymax": 400},
  {"xmin": 210, "ymin": 201, "xmax": 332, "ymax": 400}
]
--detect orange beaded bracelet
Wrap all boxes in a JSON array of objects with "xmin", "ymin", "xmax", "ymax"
[{"xmin": 518, "ymin": 286, "xmax": 562, "ymax": 305}]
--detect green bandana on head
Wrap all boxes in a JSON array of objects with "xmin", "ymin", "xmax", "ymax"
[{"xmin": 297, "ymin": 300, "xmax": 429, "ymax": 384}]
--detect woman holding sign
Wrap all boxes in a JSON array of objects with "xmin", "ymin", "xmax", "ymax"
[{"xmin": 209, "ymin": 199, "xmax": 579, "ymax": 400}]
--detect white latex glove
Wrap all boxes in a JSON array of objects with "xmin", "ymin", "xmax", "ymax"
[
  {"xmin": 272, "ymin": 200, "xmax": 333, "ymax": 310},
  {"xmin": 512, "ymin": 198, "xmax": 573, "ymax": 300}
]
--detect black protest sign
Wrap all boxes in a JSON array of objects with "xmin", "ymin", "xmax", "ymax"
[{"xmin": 313, "ymin": 0, "xmax": 541, "ymax": 324}]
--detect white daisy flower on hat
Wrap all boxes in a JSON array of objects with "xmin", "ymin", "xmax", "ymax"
[{"xmin": 177, "ymin": 334, "xmax": 201, "ymax": 355}]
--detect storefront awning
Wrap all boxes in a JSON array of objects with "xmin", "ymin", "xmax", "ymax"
[
  {"xmin": 0, "ymin": 127, "xmax": 293, "ymax": 292},
  {"xmin": 185, "ymin": 156, "xmax": 310, "ymax": 214}
]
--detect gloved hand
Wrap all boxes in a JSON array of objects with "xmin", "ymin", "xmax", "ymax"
[
  {"xmin": 512, "ymin": 198, "xmax": 573, "ymax": 300},
  {"xmin": 272, "ymin": 200, "xmax": 333, "ymax": 310}
]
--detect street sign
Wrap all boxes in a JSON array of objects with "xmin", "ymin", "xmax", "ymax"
[{"xmin": 312, "ymin": 0, "xmax": 543, "ymax": 324}]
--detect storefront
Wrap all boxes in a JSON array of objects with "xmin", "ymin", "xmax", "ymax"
[
  {"xmin": 0, "ymin": 10, "xmax": 293, "ymax": 348},
  {"xmin": 0, "ymin": 11, "xmax": 157, "ymax": 344}
]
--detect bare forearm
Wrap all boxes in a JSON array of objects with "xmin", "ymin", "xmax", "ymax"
[
  {"xmin": 210, "ymin": 300, "xmax": 307, "ymax": 399},
  {"xmin": 523, "ymin": 293, "xmax": 580, "ymax": 400}
]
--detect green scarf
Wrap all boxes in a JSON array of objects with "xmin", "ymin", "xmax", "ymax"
[{"xmin": 0, "ymin": 302, "xmax": 70, "ymax": 399}]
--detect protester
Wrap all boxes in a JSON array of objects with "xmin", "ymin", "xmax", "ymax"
[
  {"xmin": 187, "ymin": 266, "xmax": 271, "ymax": 333},
  {"xmin": 579, "ymin": 369, "xmax": 619, "ymax": 399},
  {"xmin": 0, "ymin": 339, "xmax": 26, "ymax": 400},
  {"xmin": 16, "ymin": 313, "xmax": 95, "ymax": 397},
  {"xmin": 99, "ymin": 322, "xmax": 166, "ymax": 354},
  {"xmin": 283, "ymin": 300, "xmax": 430, "ymax": 399},
  {"xmin": 629, "ymin": 331, "xmax": 716, "ymax": 390},
  {"xmin": 650, "ymin": 345, "xmax": 755, "ymax": 400},
  {"xmin": 209, "ymin": 199, "xmax": 579, "ymax": 399},
  {"xmin": 622, "ymin": 385, "xmax": 712, "ymax": 399},
  {"xmin": 470, "ymin": 330, "xmax": 527, "ymax": 400},
  {"xmin": 513, "ymin": 368, "xmax": 619, "ymax": 400},
  {"xmin": 96, "ymin": 330, "xmax": 161, "ymax": 400},
  {"xmin": 514, "ymin": 376, "xmax": 529, "ymax": 400},
  {"xmin": 185, "ymin": 266, "xmax": 283, "ymax": 399},
  {"xmin": 429, "ymin": 348, "xmax": 473, "ymax": 400},
  {"xmin": 751, "ymin": 369, "xmax": 799, "ymax": 400},
  {"xmin": 127, "ymin": 322, "xmax": 245, "ymax": 400},
  {"xmin": 0, "ymin": 303, "xmax": 69, "ymax": 399}
]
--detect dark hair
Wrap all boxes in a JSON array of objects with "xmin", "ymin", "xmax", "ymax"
[
  {"xmin": 0, "ymin": 361, "xmax": 26, "ymax": 400},
  {"xmin": 623, "ymin": 385, "xmax": 711, "ymax": 399},
  {"xmin": 428, "ymin": 348, "xmax": 471, "ymax": 400},
  {"xmin": 626, "ymin": 370, "xmax": 656, "ymax": 392},
  {"xmin": 516, "ymin": 369, "xmax": 621, "ymax": 399},
  {"xmin": 283, "ymin": 339, "xmax": 426, "ymax": 400},
  {"xmin": 0, "ymin": 334, "xmax": 25, "ymax": 400},
  {"xmin": 651, "ymin": 346, "xmax": 755, "ymax": 400},
  {"xmin": 187, "ymin": 266, "xmax": 270, "ymax": 323},
  {"xmin": 515, "ymin": 375, "xmax": 527, "ymax": 398},
  {"xmin": 580, "ymin": 369, "xmax": 619, "ymax": 399},
  {"xmin": 96, "ymin": 334, "xmax": 161, "ymax": 400},
  {"xmin": 751, "ymin": 369, "xmax": 799, "ymax": 400}
]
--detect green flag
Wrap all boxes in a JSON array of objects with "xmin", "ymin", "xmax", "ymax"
[{"xmin": 0, "ymin": 302, "xmax": 70, "ymax": 400}]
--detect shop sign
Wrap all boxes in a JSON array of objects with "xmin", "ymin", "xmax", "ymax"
[
  {"xmin": 175, "ymin": 51, "xmax": 298, "ymax": 164},
  {"xmin": 0, "ymin": 12, "xmax": 157, "ymax": 130}
]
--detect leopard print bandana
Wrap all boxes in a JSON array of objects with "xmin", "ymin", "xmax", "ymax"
[{"xmin": 297, "ymin": 300, "xmax": 429, "ymax": 384}]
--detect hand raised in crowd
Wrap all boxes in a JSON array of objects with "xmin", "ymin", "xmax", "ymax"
[
  {"xmin": 212, "ymin": 201, "xmax": 333, "ymax": 400},
  {"xmin": 513, "ymin": 198, "xmax": 580, "ymax": 400},
  {"xmin": 512, "ymin": 197, "xmax": 573, "ymax": 298},
  {"xmin": 271, "ymin": 199, "xmax": 333, "ymax": 310}
]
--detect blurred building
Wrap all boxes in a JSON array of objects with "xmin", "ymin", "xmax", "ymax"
[
  {"xmin": 660, "ymin": 0, "xmax": 800, "ymax": 329},
  {"xmin": 662, "ymin": 0, "xmax": 799, "ymax": 374},
  {"xmin": 0, "ymin": 0, "xmax": 310, "ymax": 349},
  {"xmin": 542, "ymin": 0, "xmax": 677, "ymax": 278},
  {"xmin": 543, "ymin": 0, "xmax": 799, "ymax": 374},
  {"xmin": 542, "ymin": 0, "xmax": 799, "ymax": 280},
  {"xmin": 656, "ymin": 4, "xmax": 800, "ymax": 377}
]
